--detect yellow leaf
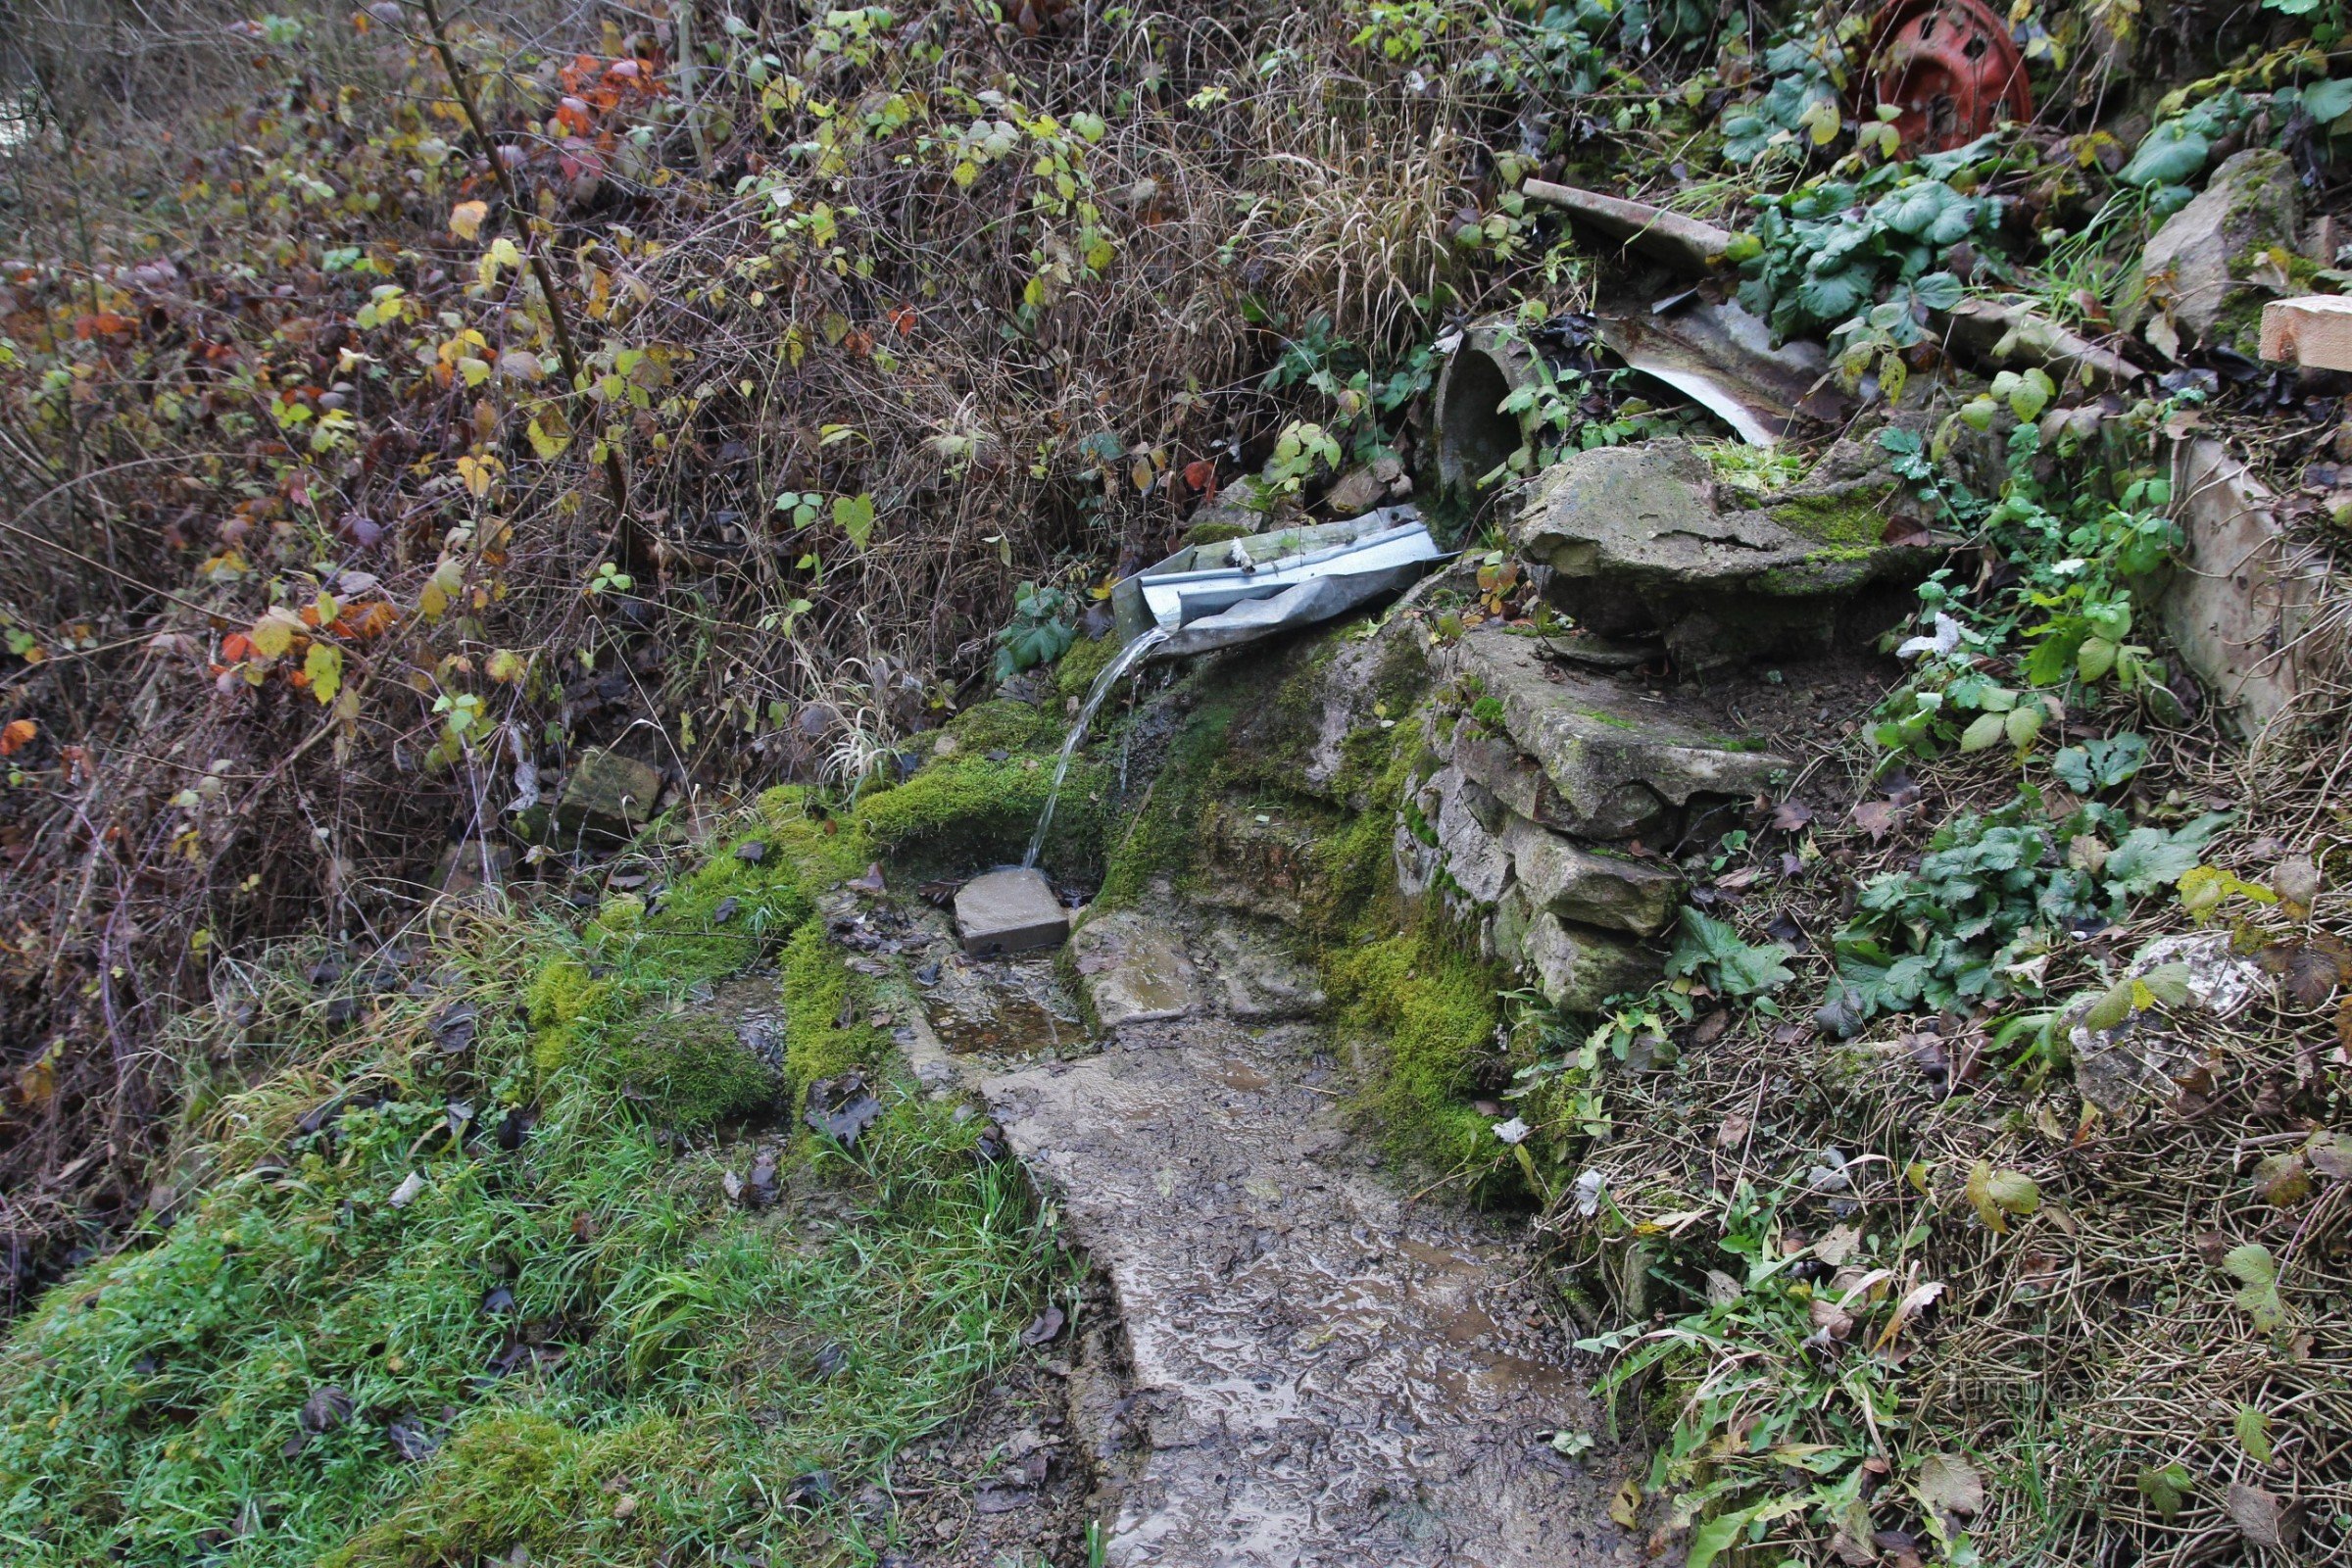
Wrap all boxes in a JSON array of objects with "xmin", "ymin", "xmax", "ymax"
[
  {"xmin": 485, "ymin": 649, "xmax": 526, "ymax": 683},
  {"xmin": 250, "ymin": 609, "xmax": 303, "ymax": 659},
  {"xmin": 304, "ymin": 642, "xmax": 342, "ymax": 706},
  {"xmin": 449, "ymin": 200, "xmax": 489, "ymax": 241},
  {"xmin": 489, "ymin": 237, "xmax": 523, "ymax": 270}
]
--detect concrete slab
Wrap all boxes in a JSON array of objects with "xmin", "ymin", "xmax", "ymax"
[{"xmin": 955, "ymin": 867, "xmax": 1068, "ymax": 957}]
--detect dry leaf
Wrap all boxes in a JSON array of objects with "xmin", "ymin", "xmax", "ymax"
[
  {"xmin": 449, "ymin": 199, "xmax": 489, "ymax": 241},
  {"xmin": 1852, "ymin": 799, "xmax": 1901, "ymax": 841},
  {"xmin": 0, "ymin": 718, "xmax": 35, "ymax": 756},
  {"xmin": 1914, "ymin": 1451, "xmax": 1985, "ymax": 1519},
  {"xmin": 2227, "ymin": 1481, "xmax": 2286, "ymax": 1548},
  {"xmin": 2271, "ymin": 855, "xmax": 2319, "ymax": 916},
  {"xmin": 1770, "ymin": 798, "xmax": 1815, "ymax": 832}
]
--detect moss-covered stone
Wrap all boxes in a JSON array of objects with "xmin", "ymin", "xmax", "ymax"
[
  {"xmin": 941, "ymin": 698, "xmax": 1059, "ymax": 755},
  {"xmin": 780, "ymin": 922, "xmax": 878, "ymax": 1102},
  {"xmin": 854, "ymin": 754, "xmax": 1106, "ymax": 875},
  {"xmin": 1328, "ymin": 925, "xmax": 1511, "ymax": 1189},
  {"xmin": 1054, "ymin": 630, "xmax": 1123, "ymax": 700},
  {"xmin": 1766, "ymin": 488, "xmax": 1891, "ymax": 549}
]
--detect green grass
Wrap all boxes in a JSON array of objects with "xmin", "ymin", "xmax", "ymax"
[{"xmin": 0, "ymin": 793, "xmax": 1065, "ymax": 1567}]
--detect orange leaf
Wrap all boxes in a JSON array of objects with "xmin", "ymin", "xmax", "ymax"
[
  {"xmin": 1, "ymin": 719, "xmax": 38, "ymax": 756},
  {"xmin": 220, "ymin": 632, "xmax": 254, "ymax": 662}
]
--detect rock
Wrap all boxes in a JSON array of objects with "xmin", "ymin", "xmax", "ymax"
[
  {"xmin": 955, "ymin": 867, "xmax": 1070, "ymax": 957},
  {"xmin": 2128, "ymin": 148, "xmax": 2301, "ymax": 350},
  {"xmin": 1443, "ymin": 628, "xmax": 1790, "ymax": 842},
  {"xmin": 1325, "ymin": 466, "xmax": 1391, "ymax": 515},
  {"xmin": 1194, "ymin": 799, "xmax": 1325, "ymax": 922},
  {"xmin": 2155, "ymin": 435, "xmax": 2334, "ymax": 732},
  {"xmin": 554, "ymin": 750, "xmax": 662, "ymax": 842},
  {"xmin": 1518, "ymin": 912, "xmax": 1659, "ymax": 1014},
  {"xmin": 1070, "ymin": 906, "xmax": 1200, "ymax": 1027},
  {"xmin": 1298, "ymin": 566, "xmax": 1445, "ymax": 800},
  {"xmin": 2071, "ymin": 932, "xmax": 2268, "ymax": 1112},
  {"xmin": 1207, "ymin": 925, "xmax": 1327, "ymax": 1020},
  {"xmin": 1499, "ymin": 814, "xmax": 1682, "ymax": 937},
  {"xmin": 1510, "ymin": 438, "xmax": 1936, "ymax": 670},
  {"xmin": 1426, "ymin": 767, "xmax": 1512, "ymax": 905}
]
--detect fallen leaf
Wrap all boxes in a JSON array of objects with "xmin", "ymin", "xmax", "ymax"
[
  {"xmin": 1770, "ymin": 798, "xmax": 1815, "ymax": 832},
  {"xmin": 449, "ymin": 199, "xmax": 489, "ymax": 240},
  {"xmin": 0, "ymin": 719, "xmax": 35, "ymax": 756},
  {"xmin": 2271, "ymin": 855, "xmax": 2319, "ymax": 916},
  {"xmin": 1875, "ymin": 1278, "xmax": 1944, "ymax": 1350},
  {"xmin": 1608, "ymin": 1478, "xmax": 1641, "ymax": 1529},
  {"xmin": 1914, "ymin": 1451, "xmax": 1984, "ymax": 1519},
  {"xmin": 1019, "ymin": 1304, "xmax": 1066, "ymax": 1347},
  {"xmin": 2227, "ymin": 1481, "xmax": 2286, "ymax": 1548},
  {"xmin": 1852, "ymin": 799, "xmax": 1901, "ymax": 841}
]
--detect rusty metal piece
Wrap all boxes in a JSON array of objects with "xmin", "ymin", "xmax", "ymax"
[{"xmin": 1862, "ymin": 0, "xmax": 2033, "ymax": 154}]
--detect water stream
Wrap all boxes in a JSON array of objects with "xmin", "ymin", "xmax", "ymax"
[{"xmin": 1022, "ymin": 624, "xmax": 1170, "ymax": 869}]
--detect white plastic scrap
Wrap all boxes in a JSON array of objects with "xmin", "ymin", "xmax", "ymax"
[
  {"xmin": 1895, "ymin": 612, "xmax": 1966, "ymax": 662},
  {"xmin": 1572, "ymin": 1168, "xmax": 1607, "ymax": 1217}
]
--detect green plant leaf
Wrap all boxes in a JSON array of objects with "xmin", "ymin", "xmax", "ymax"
[{"xmin": 2138, "ymin": 1462, "xmax": 2194, "ymax": 1519}]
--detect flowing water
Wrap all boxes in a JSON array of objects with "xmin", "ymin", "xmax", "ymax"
[{"xmin": 1022, "ymin": 624, "xmax": 1170, "ymax": 869}]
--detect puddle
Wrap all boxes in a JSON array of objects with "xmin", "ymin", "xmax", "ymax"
[{"xmin": 918, "ymin": 952, "xmax": 1086, "ymax": 1057}]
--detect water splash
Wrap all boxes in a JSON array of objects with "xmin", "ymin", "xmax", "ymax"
[{"xmin": 1023, "ymin": 625, "xmax": 1170, "ymax": 869}]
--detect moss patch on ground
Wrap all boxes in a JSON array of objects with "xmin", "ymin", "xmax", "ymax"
[{"xmin": 0, "ymin": 797, "xmax": 1061, "ymax": 1568}]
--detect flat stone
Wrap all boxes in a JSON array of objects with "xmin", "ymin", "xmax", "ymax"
[
  {"xmin": 955, "ymin": 867, "xmax": 1070, "ymax": 957},
  {"xmin": 1500, "ymin": 814, "xmax": 1682, "ymax": 938},
  {"xmin": 1520, "ymin": 911, "xmax": 1659, "ymax": 1014},
  {"xmin": 1511, "ymin": 438, "xmax": 1936, "ymax": 670},
  {"xmin": 2129, "ymin": 148, "xmax": 2301, "ymax": 349},
  {"xmin": 1070, "ymin": 906, "xmax": 1198, "ymax": 1027},
  {"xmin": 554, "ymin": 750, "xmax": 662, "ymax": 842},
  {"xmin": 1444, "ymin": 628, "xmax": 1790, "ymax": 842}
]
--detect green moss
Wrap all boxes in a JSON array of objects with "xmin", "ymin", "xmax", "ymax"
[
  {"xmin": 324, "ymin": 1411, "xmax": 605, "ymax": 1567},
  {"xmin": 780, "ymin": 922, "xmax": 877, "ymax": 1102},
  {"xmin": 1328, "ymin": 925, "xmax": 1512, "ymax": 1190},
  {"xmin": 942, "ymin": 697, "xmax": 1059, "ymax": 755},
  {"xmin": 1767, "ymin": 488, "xmax": 1892, "ymax": 548},
  {"xmin": 602, "ymin": 1010, "xmax": 778, "ymax": 1126},
  {"xmin": 1098, "ymin": 694, "xmax": 1241, "ymax": 906},
  {"xmin": 525, "ymin": 957, "xmax": 612, "ymax": 1074},
  {"xmin": 854, "ymin": 754, "xmax": 1105, "ymax": 874},
  {"xmin": 1700, "ymin": 439, "xmax": 1807, "ymax": 499},
  {"xmin": 1182, "ymin": 515, "xmax": 1254, "ymax": 547},
  {"xmin": 1054, "ymin": 629, "xmax": 1123, "ymax": 700}
]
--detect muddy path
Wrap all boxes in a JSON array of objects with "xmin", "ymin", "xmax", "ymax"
[{"xmin": 860, "ymin": 889, "xmax": 1637, "ymax": 1568}]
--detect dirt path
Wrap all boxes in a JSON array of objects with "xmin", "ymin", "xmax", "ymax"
[{"xmin": 889, "ymin": 896, "xmax": 1633, "ymax": 1568}]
